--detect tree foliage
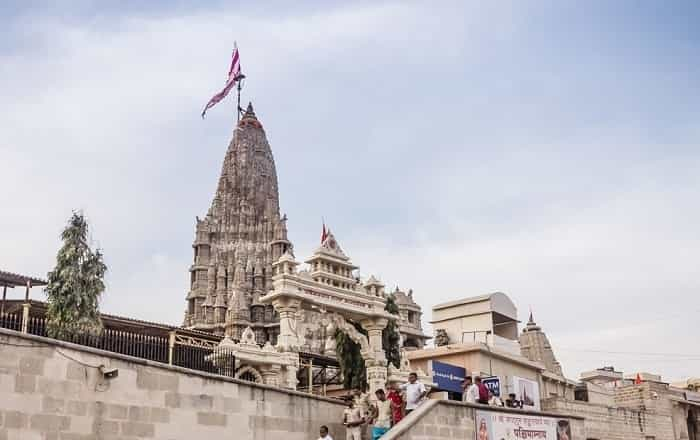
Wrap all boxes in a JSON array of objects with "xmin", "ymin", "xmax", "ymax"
[
  {"xmin": 382, "ymin": 294, "xmax": 402, "ymax": 369},
  {"xmin": 45, "ymin": 212, "xmax": 107, "ymax": 339},
  {"xmin": 335, "ymin": 323, "xmax": 368, "ymax": 390}
]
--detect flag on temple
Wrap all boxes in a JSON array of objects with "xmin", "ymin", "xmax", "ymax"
[
  {"xmin": 321, "ymin": 222, "xmax": 328, "ymax": 243},
  {"xmin": 201, "ymin": 46, "xmax": 242, "ymax": 118},
  {"xmin": 635, "ymin": 373, "xmax": 642, "ymax": 385}
]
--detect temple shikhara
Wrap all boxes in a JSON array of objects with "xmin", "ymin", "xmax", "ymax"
[
  {"xmin": 182, "ymin": 103, "xmax": 429, "ymax": 392},
  {"xmin": 183, "ymin": 104, "xmax": 290, "ymax": 343}
]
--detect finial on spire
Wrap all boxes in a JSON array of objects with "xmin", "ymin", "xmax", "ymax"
[{"xmin": 528, "ymin": 308, "xmax": 535, "ymax": 325}]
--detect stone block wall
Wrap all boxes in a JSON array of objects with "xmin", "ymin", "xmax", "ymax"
[
  {"xmin": 543, "ymin": 397, "xmax": 650, "ymax": 439},
  {"xmin": 548, "ymin": 382, "xmax": 698, "ymax": 440},
  {"xmin": 0, "ymin": 329, "xmax": 346, "ymax": 440}
]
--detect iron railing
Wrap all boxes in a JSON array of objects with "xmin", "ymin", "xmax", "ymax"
[
  {"xmin": 0, "ymin": 311, "xmax": 235, "ymax": 378},
  {"xmin": 0, "ymin": 312, "xmax": 22, "ymax": 332}
]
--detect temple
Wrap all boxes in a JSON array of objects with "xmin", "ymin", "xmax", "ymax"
[
  {"xmin": 519, "ymin": 311, "xmax": 564, "ymax": 376},
  {"xmin": 183, "ymin": 102, "xmax": 429, "ymax": 361}
]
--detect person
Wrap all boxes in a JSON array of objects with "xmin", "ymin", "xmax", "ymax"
[
  {"xmin": 462, "ymin": 376, "xmax": 479, "ymax": 404},
  {"xmin": 343, "ymin": 399, "xmax": 364, "ymax": 440},
  {"xmin": 475, "ymin": 377, "xmax": 489, "ymax": 404},
  {"xmin": 386, "ymin": 381, "xmax": 405, "ymax": 425},
  {"xmin": 351, "ymin": 387, "xmax": 371, "ymax": 440},
  {"xmin": 401, "ymin": 372, "xmax": 427, "ymax": 415},
  {"xmin": 487, "ymin": 390, "xmax": 503, "ymax": 407},
  {"xmin": 369, "ymin": 389, "xmax": 392, "ymax": 440},
  {"xmin": 318, "ymin": 425, "xmax": 333, "ymax": 440},
  {"xmin": 505, "ymin": 393, "xmax": 522, "ymax": 409}
]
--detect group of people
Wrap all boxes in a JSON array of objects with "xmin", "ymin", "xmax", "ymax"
[
  {"xmin": 317, "ymin": 372, "xmax": 428, "ymax": 440},
  {"xmin": 462, "ymin": 376, "xmax": 523, "ymax": 408}
]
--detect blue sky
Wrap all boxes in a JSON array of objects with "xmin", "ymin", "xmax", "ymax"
[{"xmin": 1, "ymin": 1, "xmax": 699, "ymax": 381}]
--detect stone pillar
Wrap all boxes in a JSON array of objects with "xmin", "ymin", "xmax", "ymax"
[
  {"xmin": 21, "ymin": 303, "xmax": 30, "ymax": 333},
  {"xmin": 281, "ymin": 352, "xmax": 300, "ymax": 390},
  {"xmin": 272, "ymin": 297, "xmax": 301, "ymax": 351},
  {"xmin": 366, "ymin": 364, "xmax": 389, "ymax": 398},
  {"xmin": 361, "ymin": 318, "xmax": 388, "ymax": 364},
  {"xmin": 260, "ymin": 365, "xmax": 282, "ymax": 387},
  {"xmin": 361, "ymin": 317, "xmax": 389, "ymax": 397}
]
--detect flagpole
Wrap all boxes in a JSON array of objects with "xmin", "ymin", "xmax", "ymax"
[{"xmin": 237, "ymin": 79, "xmax": 243, "ymax": 122}]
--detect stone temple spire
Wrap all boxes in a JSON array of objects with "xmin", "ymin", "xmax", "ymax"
[
  {"xmin": 184, "ymin": 103, "xmax": 292, "ymax": 342},
  {"xmin": 519, "ymin": 311, "xmax": 564, "ymax": 376}
]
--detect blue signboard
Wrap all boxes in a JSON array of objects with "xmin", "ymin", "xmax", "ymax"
[
  {"xmin": 430, "ymin": 361, "xmax": 466, "ymax": 394},
  {"xmin": 483, "ymin": 376, "xmax": 501, "ymax": 397}
]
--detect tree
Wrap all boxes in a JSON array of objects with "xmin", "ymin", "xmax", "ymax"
[
  {"xmin": 335, "ymin": 323, "xmax": 368, "ymax": 390},
  {"xmin": 382, "ymin": 294, "xmax": 402, "ymax": 369},
  {"xmin": 45, "ymin": 212, "xmax": 107, "ymax": 339}
]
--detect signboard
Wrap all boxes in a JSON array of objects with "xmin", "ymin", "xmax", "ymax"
[
  {"xmin": 475, "ymin": 410, "xmax": 573, "ymax": 440},
  {"xmin": 512, "ymin": 376, "xmax": 541, "ymax": 411},
  {"xmin": 483, "ymin": 376, "xmax": 501, "ymax": 397},
  {"xmin": 429, "ymin": 360, "xmax": 466, "ymax": 394}
]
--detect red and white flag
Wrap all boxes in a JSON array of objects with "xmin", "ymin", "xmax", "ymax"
[
  {"xmin": 321, "ymin": 222, "xmax": 328, "ymax": 244},
  {"xmin": 201, "ymin": 46, "xmax": 242, "ymax": 118}
]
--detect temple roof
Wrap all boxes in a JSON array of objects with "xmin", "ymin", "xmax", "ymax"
[
  {"xmin": 393, "ymin": 288, "xmax": 418, "ymax": 307},
  {"xmin": 365, "ymin": 275, "xmax": 383, "ymax": 287},
  {"xmin": 0, "ymin": 270, "xmax": 47, "ymax": 288},
  {"xmin": 206, "ymin": 101, "xmax": 280, "ymax": 226},
  {"xmin": 306, "ymin": 230, "xmax": 356, "ymax": 268},
  {"xmin": 523, "ymin": 310, "xmax": 541, "ymax": 332}
]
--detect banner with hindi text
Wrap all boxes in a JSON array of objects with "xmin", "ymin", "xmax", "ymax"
[{"xmin": 474, "ymin": 410, "xmax": 572, "ymax": 440}]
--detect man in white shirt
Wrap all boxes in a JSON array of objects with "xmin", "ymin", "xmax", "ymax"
[
  {"xmin": 343, "ymin": 400, "xmax": 364, "ymax": 440},
  {"xmin": 317, "ymin": 425, "xmax": 333, "ymax": 440},
  {"xmin": 462, "ymin": 376, "xmax": 479, "ymax": 404},
  {"xmin": 401, "ymin": 372, "xmax": 427, "ymax": 414},
  {"xmin": 369, "ymin": 389, "xmax": 392, "ymax": 440}
]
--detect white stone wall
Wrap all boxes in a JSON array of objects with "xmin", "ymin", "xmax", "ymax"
[{"xmin": 0, "ymin": 329, "xmax": 346, "ymax": 440}]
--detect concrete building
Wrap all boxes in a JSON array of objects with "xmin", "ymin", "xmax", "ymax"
[
  {"xmin": 412, "ymin": 292, "xmax": 576, "ymax": 406},
  {"xmin": 409, "ymin": 291, "xmax": 700, "ymax": 439},
  {"xmin": 431, "ymin": 292, "xmax": 520, "ymax": 353}
]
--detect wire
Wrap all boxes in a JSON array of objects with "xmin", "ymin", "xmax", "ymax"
[
  {"xmin": 0, "ymin": 339, "xmax": 102, "ymax": 369},
  {"xmin": 55, "ymin": 348, "xmax": 103, "ymax": 369},
  {"xmin": 557, "ymin": 347, "xmax": 700, "ymax": 358}
]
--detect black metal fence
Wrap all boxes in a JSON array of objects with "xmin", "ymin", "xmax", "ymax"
[
  {"xmin": 0, "ymin": 312, "xmax": 21, "ymax": 332},
  {"xmin": 0, "ymin": 313, "xmax": 235, "ymax": 379},
  {"xmin": 173, "ymin": 344, "xmax": 236, "ymax": 377}
]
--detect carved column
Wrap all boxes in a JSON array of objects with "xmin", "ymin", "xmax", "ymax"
[
  {"xmin": 366, "ymin": 364, "xmax": 388, "ymax": 398},
  {"xmin": 272, "ymin": 297, "xmax": 301, "ymax": 351},
  {"xmin": 260, "ymin": 364, "xmax": 282, "ymax": 387},
  {"xmin": 361, "ymin": 317, "xmax": 389, "ymax": 397},
  {"xmin": 281, "ymin": 352, "xmax": 300, "ymax": 390},
  {"xmin": 361, "ymin": 318, "xmax": 388, "ymax": 364}
]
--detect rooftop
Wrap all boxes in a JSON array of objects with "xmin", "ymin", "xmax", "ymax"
[
  {"xmin": 0, "ymin": 270, "xmax": 48, "ymax": 288},
  {"xmin": 432, "ymin": 291, "xmax": 518, "ymax": 322}
]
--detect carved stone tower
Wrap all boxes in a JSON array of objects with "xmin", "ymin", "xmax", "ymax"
[
  {"xmin": 184, "ymin": 103, "xmax": 291, "ymax": 342},
  {"xmin": 519, "ymin": 312, "xmax": 564, "ymax": 376}
]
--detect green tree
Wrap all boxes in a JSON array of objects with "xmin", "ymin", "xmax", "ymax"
[
  {"xmin": 382, "ymin": 294, "xmax": 402, "ymax": 369},
  {"xmin": 45, "ymin": 212, "xmax": 107, "ymax": 339},
  {"xmin": 335, "ymin": 323, "xmax": 368, "ymax": 390}
]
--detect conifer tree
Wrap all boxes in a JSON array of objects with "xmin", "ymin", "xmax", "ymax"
[
  {"xmin": 382, "ymin": 294, "xmax": 402, "ymax": 369},
  {"xmin": 45, "ymin": 212, "xmax": 107, "ymax": 339}
]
